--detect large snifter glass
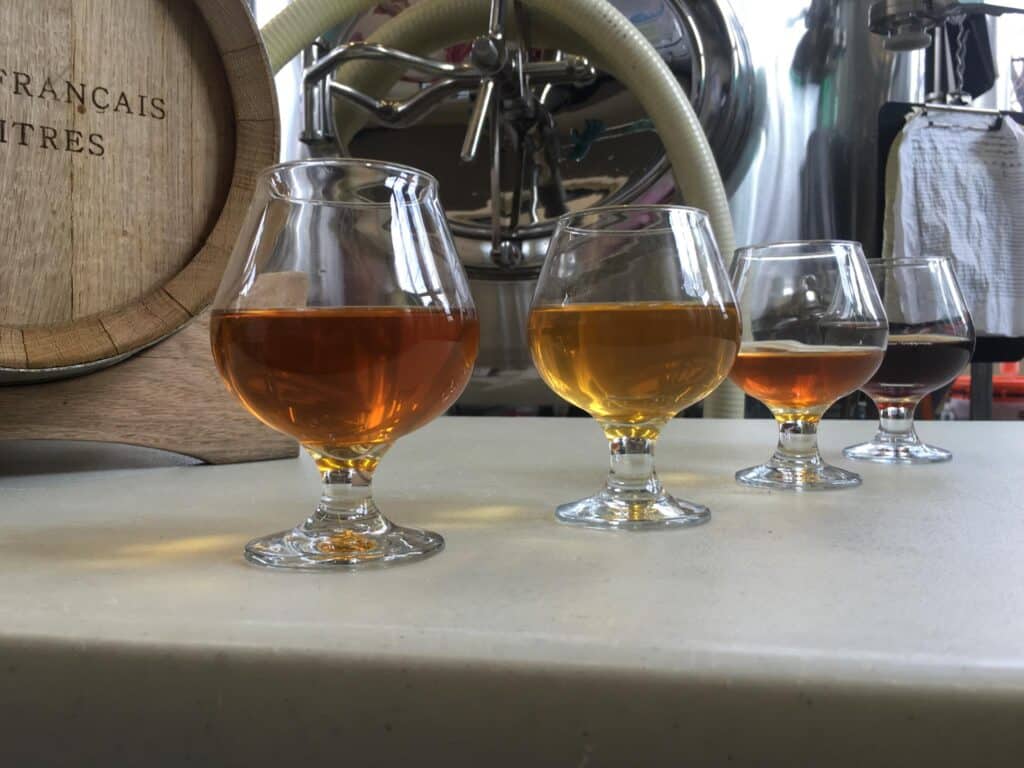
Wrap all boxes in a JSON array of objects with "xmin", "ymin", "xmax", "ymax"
[{"xmin": 210, "ymin": 159, "xmax": 479, "ymax": 569}]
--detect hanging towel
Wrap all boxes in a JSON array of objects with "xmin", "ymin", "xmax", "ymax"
[{"xmin": 884, "ymin": 109, "xmax": 1024, "ymax": 337}]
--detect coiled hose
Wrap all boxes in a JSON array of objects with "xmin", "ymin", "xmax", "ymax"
[{"xmin": 260, "ymin": 0, "xmax": 745, "ymax": 417}]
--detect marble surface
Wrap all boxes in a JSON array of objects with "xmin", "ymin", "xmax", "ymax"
[{"xmin": 0, "ymin": 418, "xmax": 1022, "ymax": 766}]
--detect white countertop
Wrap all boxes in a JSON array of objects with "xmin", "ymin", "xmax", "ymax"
[{"xmin": 1, "ymin": 417, "xmax": 1023, "ymax": 765}]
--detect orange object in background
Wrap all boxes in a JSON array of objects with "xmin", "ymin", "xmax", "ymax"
[{"xmin": 949, "ymin": 362, "xmax": 1024, "ymax": 420}]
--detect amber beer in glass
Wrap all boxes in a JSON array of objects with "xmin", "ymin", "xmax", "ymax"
[
  {"xmin": 729, "ymin": 342, "xmax": 885, "ymax": 422},
  {"xmin": 529, "ymin": 205, "xmax": 740, "ymax": 529},
  {"xmin": 728, "ymin": 241, "xmax": 888, "ymax": 490},
  {"xmin": 212, "ymin": 307, "xmax": 477, "ymax": 461},
  {"xmin": 210, "ymin": 159, "xmax": 478, "ymax": 569}
]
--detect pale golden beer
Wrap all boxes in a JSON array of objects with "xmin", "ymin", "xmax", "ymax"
[{"xmin": 529, "ymin": 301, "xmax": 740, "ymax": 438}]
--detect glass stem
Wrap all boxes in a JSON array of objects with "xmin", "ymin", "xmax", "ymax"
[
  {"xmin": 307, "ymin": 466, "xmax": 389, "ymax": 536},
  {"xmin": 879, "ymin": 404, "xmax": 913, "ymax": 435},
  {"xmin": 607, "ymin": 436, "xmax": 663, "ymax": 496},
  {"xmin": 876, "ymin": 402, "xmax": 920, "ymax": 443},
  {"xmin": 772, "ymin": 419, "xmax": 824, "ymax": 467},
  {"xmin": 318, "ymin": 467, "xmax": 375, "ymax": 518}
]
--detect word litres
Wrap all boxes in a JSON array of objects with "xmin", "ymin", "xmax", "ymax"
[{"xmin": 0, "ymin": 120, "xmax": 103, "ymax": 156}]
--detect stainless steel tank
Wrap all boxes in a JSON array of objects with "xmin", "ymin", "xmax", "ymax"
[
  {"xmin": 251, "ymin": 0, "xmax": 1022, "ymax": 408},
  {"xmin": 727, "ymin": 0, "xmax": 926, "ymax": 251}
]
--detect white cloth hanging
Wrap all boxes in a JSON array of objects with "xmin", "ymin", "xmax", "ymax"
[{"xmin": 884, "ymin": 109, "xmax": 1024, "ymax": 337}]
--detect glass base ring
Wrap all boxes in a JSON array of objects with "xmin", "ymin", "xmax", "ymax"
[
  {"xmin": 735, "ymin": 462, "xmax": 861, "ymax": 491},
  {"xmin": 244, "ymin": 513, "xmax": 444, "ymax": 570},
  {"xmin": 843, "ymin": 440, "xmax": 952, "ymax": 465},
  {"xmin": 555, "ymin": 489, "xmax": 710, "ymax": 531}
]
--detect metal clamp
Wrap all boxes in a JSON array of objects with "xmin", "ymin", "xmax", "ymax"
[
  {"xmin": 919, "ymin": 101, "xmax": 1007, "ymax": 130},
  {"xmin": 301, "ymin": 38, "xmax": 336, "ymax": 144},
  {"xmin": 869, "ymin": 0, "xmax": 1024, "ymax": 51}
]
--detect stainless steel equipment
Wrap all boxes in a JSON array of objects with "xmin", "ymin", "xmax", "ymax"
[
  {"xmin": 295, "ymin": 0, "xmax": 756, "ymax": 407},
  {"xmin": 253, "ymin": 0, "xmax": 1023, "ymax": 410},
  {"xmin": 869, "ymin": 0, "xmax": 1024, "ymax": 50},
  {"xmin": 868, "ymin": 0, "xmax": 1024, "ymax": 419}
]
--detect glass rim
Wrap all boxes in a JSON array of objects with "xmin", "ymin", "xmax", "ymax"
[
  {"xmin": 734, "ymin": 239, "xmax": 864, "ymax": 260},
  {"xmin": 557, "ymin": 204, "xmax": 711, "ymax": 234},
  {"xmin": 867, "ymin": 256, "xmax": 952, "ymax": 267},
  {"xmin": 258, "ymin": 157, "xmax": 440, "ymax": 207}
]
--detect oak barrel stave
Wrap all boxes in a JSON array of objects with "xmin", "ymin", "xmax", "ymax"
[{"xmin": 0, "ymin": 0, "xmax": 278, "ymax": 377}]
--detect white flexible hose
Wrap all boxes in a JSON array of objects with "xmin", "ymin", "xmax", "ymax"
[
  {"xmin": 260, "ymin": 0, "xmax": 745, "ymax": 417},
  {"xmin": 261, "ymin": 0, "xmax": 381, "ymax": 74}
]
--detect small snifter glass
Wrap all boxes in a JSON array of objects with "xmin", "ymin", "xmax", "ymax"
[
  {"xmin": 210, "ymin": 159, "xmax": 479, "ymax": 569},
  {"xmin": 728, "ymin": 241, "xmax": 888, "ymax": 491},
  {"xmin": 528, "ymin": 205, "xmax": 740, "ymax": 530},
  {"xmin": 844, "ymin": 257, "xmax": 974, "ymax": 464}
]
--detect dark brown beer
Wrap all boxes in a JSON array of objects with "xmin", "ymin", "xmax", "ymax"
[
  {"xmin": 729, "ymin": 341, "xmax": 884, "ymax": 420},
  {"xmin": 862, "ymin": 333, "xmax": 971, "ymax": 403},
  {"xmin": 529, "ymin": 301, "xmax": 740, "ymax": 438},
  {"xmin": 211, "ymin": 307, "xmax": 479, "ymax": 463}
]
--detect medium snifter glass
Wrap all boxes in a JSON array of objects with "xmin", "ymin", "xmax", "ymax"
[
  {"xmin": 844, "ymin": 257, "xmax": 974, "ymax": 464},
  {"xmin": 729, "ymin": 241, "xmax": 888, "ymax": 491},
  {"xmin": 528, "ymin": 205, "xmax": 740, "ymax": 530},
  {"xmin": 210, "ymin": 159, "xmax": 479, "ymax": 569}
]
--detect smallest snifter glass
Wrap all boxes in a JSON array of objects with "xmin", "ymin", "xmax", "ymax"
[{"xmin": 844, "ymin": 257, "xmax": 974, "ymax": 464}]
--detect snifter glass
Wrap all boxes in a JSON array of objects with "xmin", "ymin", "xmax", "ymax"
[
  {"xmin": 729, "ymin": 241, "xmax": 888, "ymax": 491},
  {"xmin": 210, "ymin": 159, "xmax": 479, "ymax": 569},
  {"xmin": 528, "ymin": 205, "xmax": 740, "ymax": 530},
  {"xmin": 844, "ymin": 257, "xmax": 974, "ymax": 464}
]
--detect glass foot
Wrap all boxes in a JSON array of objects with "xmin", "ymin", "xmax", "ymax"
[
  {"xmin": 735, "ymin": 461, "xmax": 861, "ymax": 491},
  {"xmin": 244, "ymin": 512, "xmax": 444, "ymax": 570},
  {"xmin": 844, "ymin": 439, "xmax": 951, "ymax": 464},
  {"xmin": 556, "ymin": 489, "xmax": 710, "ymax": 531}
]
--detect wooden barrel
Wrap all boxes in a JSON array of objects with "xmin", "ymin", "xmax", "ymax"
[{"xmin": 0, "ymin": 0, "xmax": 278, "ymax": 379}]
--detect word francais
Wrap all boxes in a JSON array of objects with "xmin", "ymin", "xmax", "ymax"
[{"xmin": 0, "ymin": 68, "xmax": 168, "ymax": 159}]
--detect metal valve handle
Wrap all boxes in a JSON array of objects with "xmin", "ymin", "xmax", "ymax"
[{"xmin": 299, "ymin": 0, "xmax": 596, "ymax": 270}]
